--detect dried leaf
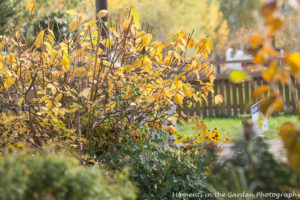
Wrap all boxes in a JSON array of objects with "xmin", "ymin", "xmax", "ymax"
[
  {"xmin": 214, "ymin": 94, "xmax": 223, "ymax": 105},
  {"xmin": 97, "ymin": 10, "xmax": 109, "ymax": 19}
]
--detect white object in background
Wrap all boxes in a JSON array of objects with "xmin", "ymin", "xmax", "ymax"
[
  {"xmin": 289, "ymin": 0, "xmax": 300, "ymax": 10},
  {"xmin": 225, "ymin": 48, "xmax": 252, "ymax": 71},
  {"xmin": 251, "ymin": 101, "xmax": 268, "ymax": 135}
]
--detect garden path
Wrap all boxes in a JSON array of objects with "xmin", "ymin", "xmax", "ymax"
[{"xmin": 219, "ymin": 140, "xmax": 286, "ymax": 162}]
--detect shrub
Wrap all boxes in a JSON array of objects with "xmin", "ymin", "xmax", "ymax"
[
  {"xmin": 0, "ymin": 8, "xmax": 215, "ymax": 155},
  {"xmin": 97, "ymin": 140, "xmax": 219, "ymax": 200},
  {"xmin": 0, "ymin": 150, "xmax": 136, "ymax": 200}
]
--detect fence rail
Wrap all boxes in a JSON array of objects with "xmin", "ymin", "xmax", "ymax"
[{"xmin": 178, "ymin": 71, "xmax": 299, "ymax": 117}]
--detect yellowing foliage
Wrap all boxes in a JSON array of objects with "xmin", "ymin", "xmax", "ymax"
[{"xmin": 0, "ymin": 10, "xmax": 215, "ymax": 153}]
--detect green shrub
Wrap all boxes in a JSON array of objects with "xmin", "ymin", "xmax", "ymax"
[
  {"xmin": 0, "ymin": 150, "xmax": 136, "ymax": 200},
  {"xmin": 97, "ymin": 140, "xmax": 218, "ymax": 200}
]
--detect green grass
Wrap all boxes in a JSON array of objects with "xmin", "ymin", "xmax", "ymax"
[{"xmin": 177, "ymin": 114, "xmax": 298, "ymax": 141}]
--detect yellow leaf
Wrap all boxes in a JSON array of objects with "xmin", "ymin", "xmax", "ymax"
[
  {"xmin": 69, "ymin": 20, "xmax": 79, "ymax": 31},
  {"xmin": 68, "ymin": 108, "xmax": 78, "ymax": 113},
  {"xmin": 18, "ymin": 97, "xmax": 24, "ymax": 106},
  {"xmin": 88, "ymin": 159, "xmax": 96, "ymax": 164},
  {"xmin": 167, "ymin": 34, "xmax": 176, "ymax": 41},
  {"xmin": 175, "ymin": 80, "xmax": 182, "ymax": 90},
  {"xmin": 182, "ymin": 84, "xmax": 192, "ymax": 97},
  {"xmin": 162, "ymin": 89, "xmax": 170, "ymax": 99},
  {"xmin": 125, "ymin": 86, "xmax": 132, "ymax": 99},
  {"xmin": 56, "ymin": 93, "xmax": 63, "ymax": 101},
  {"xmin": 102, "ymin": 39, "xmax": 113, "ymax": 49},
  {"xmin": 0, "ymin": 41, "xmax": 5, "ymax": 51},
  {"xmin": 62, "ymin": 53, "xmax": 70, "ymax": 72},
  {"xmin": 35, "ymin": 30, "xmax": 44, "ymax": 48},
  {"xmin": 262, "ymin": 63, "xmax": 278, "ymax": 82},
  {"xmin": 47, "ymin": 84, "xmax": 57, "ymax": 95},
  {"xmin": 173, "ymin": 139, "xmax": 181, "ymax": 145},
  {"xmin": 174, "ymin": 94, "xmax": 184, "ymax": 105},
  {"xmin": 287, "ymin": 52, "xmax": 300, "ymax": 75},
  {"xmin": 16, "ymin": 142, "xmax": 23, "ymax": 148},
  {"xmin": 45, "ymin": 100, "xmax": 53, "ymax": 110},
  {"xmin": 40, "ymin": 96, "xmax": 50, "ymax": 102},
  {"xmin": 122, "ymin": 18, "xmax": 131, "ymax": 31},
  {"xmin": 66, "ymin": 9, "xmax": 77, "ymax": 15},
  {"xmin": 4, "ymin": 77, "xmax": 15, "ymax": 90},
  {"xmin": 26, "ymin": 3, "xmax": 35, "ymax": 11},
  {"xmin": 109, "ymin": 102, "xmax": 116, "ymax": 110},
  {"xmin": 78, "ymin": 138, "xmax": 88, "ymax": 144},
  {"xmin": 143, "ymin": 34, "xmax": 152, "ymax": 47},
  {"xmin": 205, "ymin": 39, "xmax": 213, "ymax": 54},
  {"xmin": 9, "ymin": 54, "xmax": 14, "ymax": 65},
  {"xmin": 214, "ymin": 94, "xmax": 223, "ymax": 105},
  {"xmin": 97, "ymin": 10, "xmax": 108, "ymax": 19},
  {"xmin": 229, "ymin": 70, "xmax": 249, "ymax": 83},
  {"xmin": 82, "ymin": 154, "xmax": 89, "ymax": 160}
]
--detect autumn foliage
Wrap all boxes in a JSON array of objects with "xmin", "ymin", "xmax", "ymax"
[{"xmin": 0, "ymin": 8, "xmax": 216, "ymax": 154}]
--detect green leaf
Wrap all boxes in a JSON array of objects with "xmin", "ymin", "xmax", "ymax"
[{"xmin": 229, "ymin": 70, "xmax": 249, "ymax": 83}]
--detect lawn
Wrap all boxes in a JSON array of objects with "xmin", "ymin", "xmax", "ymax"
[{"xmin": 177, "ymin": 114, "xmax": 298, "ymax": 141}]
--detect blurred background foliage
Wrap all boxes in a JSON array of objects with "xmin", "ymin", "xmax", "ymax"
[
  {"xmin": 106, "ymin": 0, "xmax": 229, "ymax": 52},
  {"xmin": 2, "ymin": 0, "xmax": 300, "ymax": 53},
  {"xmin": 0, "ymin": 0, "xmax": 22, "ymax": 34}
]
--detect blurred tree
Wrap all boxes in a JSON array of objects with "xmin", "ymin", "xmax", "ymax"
[
  {"xmin": 106, "ymin": 0, "xmax": 173, "ymax": 39},
  {"xmin": 24, "ymin": 0, "xmax": 81, "ymax": 16},
  {"xmin": 104, "ymin": 0, "xmax": 229, "ymax": 51},
  {"xmin": 218, "ymin": 0, "xmax": 266, "ymax": 55},
  {"xmin": 169, "ymin": 0, "xmax": 229, "ymax": 52},
  {"xmin": 0, "ymin": 0, "xmax": 21, "ymax": 33},
  {"xmin": 219, "ymin": 0, "xmax": 264, "ymax": 29},
  {"xmin": 276, "ymin": 2, "xmax": 300, "ymax": 51}
]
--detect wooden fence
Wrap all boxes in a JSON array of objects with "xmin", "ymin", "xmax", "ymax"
[{"xmin": 178, "ymin": 71, "xmax": 299, "ymax": 117}]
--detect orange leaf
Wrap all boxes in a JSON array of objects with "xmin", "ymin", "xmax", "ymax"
[
  {"xmin": 214, "ymin": 94, "xmax": 223, "ymax": 105},
  {"xmin": 188, "ymin": 38, "xmax": 194, "ymax": 48},
  {"xmin": 252, "ymin": 85, "xmax": 270, "ymax": 99},
  {"xmin": 287, "ymin": 52, "xmax": 300, "ymax": 75},
  {"xmin": 259, "ymin": 93, "xmax": 283, "ymax": 116}
]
